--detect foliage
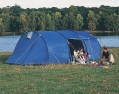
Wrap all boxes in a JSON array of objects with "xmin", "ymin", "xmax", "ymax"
[
  {"xmin": 0, "ymin": 5, "xmax": 119, "ymax": 34},
  {"xmin": 87, "ymin": 10, "xmax": 97, "ymax": 31},
  {"xmin": 0, "ymin": 48, "xmax": 119, "ymax": 94}
]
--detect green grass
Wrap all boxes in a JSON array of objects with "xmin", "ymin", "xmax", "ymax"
[{"xmin": 0, "ymin": 48, "xmax": 119, "ymax": 94}]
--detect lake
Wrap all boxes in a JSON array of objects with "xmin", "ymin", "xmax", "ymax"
[
  {"xmin": 96, "ymin": 36, "xmax": 119, "ymax": 47},
  {"xmin": 0, "ymin": 36, "xmax": 20, "ymax": 52},
  {"xmin": 0, "ymin": 35, "xmax": 119, "ymax": 52}
]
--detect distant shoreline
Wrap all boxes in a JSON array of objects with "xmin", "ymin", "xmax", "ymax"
[
  {"xmin": 0, "ymin": 31, "xmax": 119, "ymax": 36},
  {"xmin": 86, "ymin": 30, "xmax": 119, "ymax": 36},
  {"xmin": 0, "ymin": 32, "xmax": 22, "ymax": 36}
]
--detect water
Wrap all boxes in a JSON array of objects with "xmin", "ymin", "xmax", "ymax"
[
  {"xmin": 96, "ymin": 36, "xmax": 119, "ymax": 47},
  {"xmin": 0, "ymin": 35, "xmax": 119, "ymax": 52},
  {"xmin": 0, "ymin": 36, "xmax": 20, "ymax": 52}
]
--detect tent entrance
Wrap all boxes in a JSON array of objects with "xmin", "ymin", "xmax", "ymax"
[{"xmin": 68, "ymin": 39, "xmax": 84, "ymax": 56}]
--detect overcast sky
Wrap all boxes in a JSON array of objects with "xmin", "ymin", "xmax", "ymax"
[{"xmin": 1, "ymin": 0, "xmax": 119, "ymax": 9}]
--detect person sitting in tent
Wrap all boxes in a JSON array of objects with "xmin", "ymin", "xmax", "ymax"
[
  {"xmin": 83, "ymin": 51, "xmax": 98, "ymax": 66},
  {"xmin": 73, "ymin": 49, "xmax": 78, "ymax": 62},
  {"xmin": 77, "ymin": 47, "xmax": 84, "ymax": 56},
  {"xmin": 76, "ymin": 47, "xmax": 86, "ymax": 64},
  {"xmin": 100, "ymin": 46, "xmax": 114, "ymax": 65},
  {"xmin": 83, "ymin": 51, "xmax": 89, "ymax": 63},
  {"xmin": 73, "ymin": 47, "xmax": 84, "ymax": 63}
]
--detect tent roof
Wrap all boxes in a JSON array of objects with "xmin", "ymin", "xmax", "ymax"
[{"xmin": 36, "ymin": 30, "xmax": 95, "ymax": 40}]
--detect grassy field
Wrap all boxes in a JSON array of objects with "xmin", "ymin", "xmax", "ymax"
[{"xmin": 0, "ymin": 48, "xmax": 119, "ymax": 94}]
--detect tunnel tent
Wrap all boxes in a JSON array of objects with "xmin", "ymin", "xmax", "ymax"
[{"xmin": 6, "ymin": 30, "xmax": 101, "ymax": 65}]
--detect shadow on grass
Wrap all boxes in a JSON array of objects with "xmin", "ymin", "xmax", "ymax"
[{"xmin": 0, "ymin": 53, "xmax": 11, "ymax": 64}]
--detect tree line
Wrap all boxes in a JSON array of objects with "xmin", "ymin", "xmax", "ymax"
[{"xmin": 0, "ymin": 5, "xmax": 119, "ymax": 35}]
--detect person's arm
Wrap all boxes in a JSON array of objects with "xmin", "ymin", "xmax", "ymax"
[{"xmin": 101, "ymin": 52, "xmax": 105, "ymax": 59}]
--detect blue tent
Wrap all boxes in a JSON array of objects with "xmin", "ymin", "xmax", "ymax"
[{"xmin": 6, "ymin": 30, "xmax": 101, "ymax": 65}]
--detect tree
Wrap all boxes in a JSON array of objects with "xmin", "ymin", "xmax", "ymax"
[
  {"xmin": 19, "ymin": 12, "xmax": 28, "ymax": 33},
  {"xmin": 77, "ymin": 6, "xmax": 89, "ymax": 30},
  {"xmin": 97, "ymin": 12, "xmax": 107, "ymax": 31},
  {"xmin": 39, "ymin": 21, "xmax": 45, "ymax": 30},
  {"xmin": 0, "ymin": 5, "xmax": 119, "ymax": 34},
  {"xmin": 36, "ymin": 12, "xmax": 46, "ymax": 30},
  {"xmin": 73, "ymin": 19, "xmax": 79, "ymax": 30},
  {"xmin": 69, "ymin": 5, "xmax": 78, "ymax": 15},
  {"xmin": 111, "ymin": 13, "xmax": 119, "ymax": 34},
  {"xmin": 10, "ymin": 5, "xmax": 21, "ymax": 16},
  {"xmin": 68, "ymin": 5, "xmax": 79, "ymax": 30},
  {"xmin": 115, "ymin": 15, "xmax": 119, "ymax": 33},
  {"xmin": 87, "ymin": 10, "xmax": 97, "ymax": 31},
  {"xmin": 45, "ymin": 14, "xmax": 52, "ymax": 30},
  {"xmin": 28, "ymin": 12, "xmax": 37, "ymax": 31},
  {"xmin": 62, "ymin": 13, "xmax": 69, "ymax": 29},
  {"xmin": 104, "ymin": 15, "xmax": 112, "ymax": 31},
  {"xmin": 9, "ymin": 16, "xmax": 20, "ymax": 32},
  {"xmin": 1, "ymin": 13, "xmax": 10, "ymax": 32},
  {"xmin": 68, "ymin": 12, "xmax": 75, "ymax": 30},
  {"xmin": 53, "ymin": 12, "xmax": 62, "ymax": 30},
  {"xmin": 73, "ymin": 14, "xmax": 83, "ymax": 30},
  {"xmin": 0, "ymin": 18, "xmax": 3, "ymax": 32}
]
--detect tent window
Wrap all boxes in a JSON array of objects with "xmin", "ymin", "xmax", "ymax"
[{"xmin": 68, "ymin": 39, "xmax": 84, "ymax": 56}]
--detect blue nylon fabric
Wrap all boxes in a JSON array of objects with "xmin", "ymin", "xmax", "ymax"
[
  {"xmin": 6, "ymin": 32, "xmax": 48, "ymax": 65},
  {"xmin": 76, "ymin": 31, "xmax": 101, "ymax": 60},
  {"xmin": 58, "ymin": 30, "xmax": 79, "ymax": 39},
  {"xmin": 6, "ymin": 30, "xmax": 101, "ymax": 65},
  {"xmin": 83, "ymin": 39, "xmax": 101, "ymax": 60},
  {"xmin": 89, "ymin": 39, "xmax": 101, "ymax": 60},
  {"xmin": 58, "ymin": 30, "xmax": 101, "ymax": 60},
  {"xmin": 23, "ymin": 37, "xmax": 49, "ymax": 65},
  {"xmin": 37, "ymin": 31, "xmax": 70, "ymax": 64},
  {"xmin": 76, "ymin": 31, "xmax": 94, "ymax": 39}
]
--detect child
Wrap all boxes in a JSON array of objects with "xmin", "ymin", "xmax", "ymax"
[
  {"xmin": 77, "ymin": 48, "xmax": 85, "ymax": 64},
  {"xmin": 77, "ymin": 47, "xmax": 84, "ymax": 56},
  {"xmin": 83, "ymin": 51, "xmax": 89, "ymax": 63}
]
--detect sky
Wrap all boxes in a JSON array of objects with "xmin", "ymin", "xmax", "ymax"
[{"xmin": 0, "ymin": 0, "xmax": 119, "ymax": 9}]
